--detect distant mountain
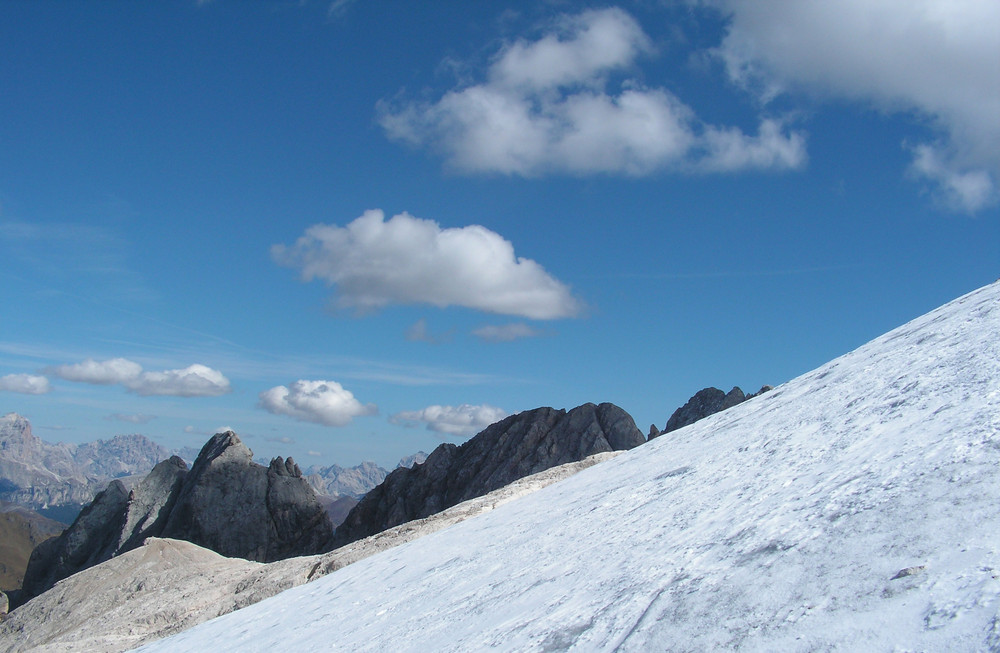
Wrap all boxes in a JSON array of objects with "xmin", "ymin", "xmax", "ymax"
[
  {"xmin": 134, "ymin": 280, "xmax": 1000, "ymax": 652},
  {"xmin": 305, "ymin": 451, "xmax": 430, "ymax": 500},
  {"xmin": 304, "ymin": 460, "xmax": 388, "ymax": 499},
  {"xmin": 333, "ymin": 402, "xmax": 645, "ymax": 548},
  {"xmin": 395, "ymin": 451, "xmax": 427, "ymax": 469},
  {"xmin": 0, "ymin": 415, "xmax": 172, "ymax": 512},
  {"xmin": 0, "ymin": 502, "xmax": 64, "ymax": 592},
  {"xmin": 0, "ymin": 414, "xmax": 106, "ymax": 510},
  {"xmin": 18, "ymin": 431, "xmax": 333, "ymax": 606}
]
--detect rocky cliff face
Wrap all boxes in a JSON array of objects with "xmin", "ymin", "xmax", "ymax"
[
  {"xmin": 18, "ymin": 431, "xmax": 333, "ymax": 606},
  {"xmin": 652, "ymin": 385, "xmax": 772, "ymax": 438},
  {"xmin": 332, "ymin": 402, "xmax": 644, "ymax": 548}
]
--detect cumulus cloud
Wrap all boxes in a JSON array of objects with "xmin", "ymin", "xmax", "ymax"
[
  {"xmin": 126, "ymin": 364, "xmax": 231, "ymax": 397},
  {"xmin": 258, "ymin": 379, "xmax": 377, "ymax": 427},
  {"xmin": 391, "ymin": 403, "xmax": 508, "ymax": 437},
  {"xmin": 472, "ymin": 322, "xmax": 544, "ymax": 342},
  {"xmin": 52, "ymin": 358, "xmax": 231, "ymax": 397},
  {"xmin": 378, "ymin": 7, "xmax": 805, "ymax": 176},
  {"xmin": 710, "ymin": 0, "xmax": 999, "ymax": 210},
  {"xmin": 273, "ymin": 210, "xmax": 582, "ymax": 320},
  {"xmin": 0, "ymin": 373, "xmax": 50, "ymax": 394}
]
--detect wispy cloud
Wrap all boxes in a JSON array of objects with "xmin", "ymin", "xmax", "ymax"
[
  {"xmin": 184, "ymin": 425, "xmax": 235, "ymax": 436},
  {"xmin": 258, "ymin": 379, "xmax": 377, "ymax": 427},
  {"xmin": 405, "ymin": 318, "xmax": 453, "ymax": 344},
  {"xmin": 273, "ymin": 209, "xmax": 582, "ymax": 320},
  {"xmin": 327, "ymin": 0, "xmax": 357, "ymax": 19},
  {"xmin": 472, "ymin": 322, "xmax": 545, "ymax": 343},
  {"xmin": 378, "ymin": 8, "xmax": 805, "ymax": 177},
  {"xmin": 105, "ymin": 413, "xmax": 156, "ymax": 424},
  {"xmin": 0, "ymin": 220, "xmax": 153, "ymax": 300},
  {"xmin": 391, "ymin": 403, "xmax": 507, "ymax": 437}
]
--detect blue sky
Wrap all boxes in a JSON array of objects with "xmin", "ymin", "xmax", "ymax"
[{"xmin": 1, "ymin": 0, "xmax": 997, "ymax": 469}]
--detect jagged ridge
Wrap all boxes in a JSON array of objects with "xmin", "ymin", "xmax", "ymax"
[{"xmin": 333, "ymin": 402, "xmax": 644, "ymax": 547}]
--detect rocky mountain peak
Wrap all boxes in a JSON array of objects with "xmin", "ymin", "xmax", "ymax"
[
  {"xmin": 0, "ymin": 413, "xmax": 42, "ymax": 459},
  {"xmin": 268, "ymin": 456, "xmax": 302, "ymax": 478},
  {"xmin": 17, "ymin": 431, "xmax": 333, "ymax": 607},
  {"xmin": 192, "ymin": 431, "xmax": 251, "ymax": 467}
]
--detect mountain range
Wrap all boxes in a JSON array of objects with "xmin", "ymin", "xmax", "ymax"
[
  {"xmin": 0, "ymin": 415, "xmax": 176, "ymax": 518},
  {"xmin": 128, "ymin": 281, "xmax": 1000, "ymax": 651}
]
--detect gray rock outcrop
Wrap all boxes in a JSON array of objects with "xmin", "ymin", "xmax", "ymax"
[
  {"xmin": 653, "ymin": 385, "xmax": 772, "ymax": 438},
  {"xmin": 18, "ymin": 431, "xmax": 333, "ymax": 607},
  {"xmin": 332, "ymin": 402, "xmax": 644, "ymax": 548}
]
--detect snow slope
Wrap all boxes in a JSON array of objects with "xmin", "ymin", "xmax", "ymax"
[
  {"xmin": 2, "ymin": 453, "xmax": 620, "ymax": 652},
  {"xmin": 139, "ymin": 282, "xmax": 1000, "ymax": 652}
]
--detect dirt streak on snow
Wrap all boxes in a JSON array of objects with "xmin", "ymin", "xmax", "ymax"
[{"xmin": 136, "ymin": 282, "xmax": 1000, "ymax": 652}]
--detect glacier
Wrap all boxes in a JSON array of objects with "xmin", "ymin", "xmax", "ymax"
[{"xmin": 138, "ymin": 281, "xmax": 1000, "ymax": 652}]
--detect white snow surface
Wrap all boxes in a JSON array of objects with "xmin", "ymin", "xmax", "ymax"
[{"xmin": 139, "ymin": 282, "xmax": 1000, "ymax": 652}]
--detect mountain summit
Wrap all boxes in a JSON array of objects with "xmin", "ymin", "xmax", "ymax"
[{"xmin": 144, "ymin": 282, "xmax": 1000, "ymax": 651}]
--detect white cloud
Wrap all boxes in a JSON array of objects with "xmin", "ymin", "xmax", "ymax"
[
  {"xmin": 52, "ymin": 358, "xmax": 231, "ymax": 397},
  {"xmin": 273, "ymin": 210, "xmax": 582, "ymax": 320},
  {"xmin": 699, "ymin": 119, "xmax": 807, "ymax": 172},
  {"xmin": 0, "ymin": 373, "xmax": 50, "ymax": 394},
  {"xmin": 391, "ymin": 403, "xmax": 508, "ymax": 437},
  {"xmin": 53, "ymin": 357, "xmax": 142, "ymax": 385},
  {"xmin": 491, "ymin": 8, "xmax": 652, "ymax": 91},
  {"xmin": 127, "ymin": 364, "xmax": 231, "ymax": 397},
  {"xmin": 909, "ymin": 144, "xmax": 995, "ymax": 213},
  {"xmin": 472, "ymin": 322, "xmax": 544, "ymax": 343},
  {"xmin": 710, "ymin": 0, "xmax": 999, "ymax": 210},
  {"xmin": 106, "ymin": 413, "xmax": 155, "ymax": 424},
  {"xmin": 378, "ymin": 7, "xmax": 805, "ymax": 176},
  {"xmin": 258, "ymin": 379, "xmax": 377, "ymax": 427}
]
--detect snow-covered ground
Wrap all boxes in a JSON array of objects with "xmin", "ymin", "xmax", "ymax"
[{"xmin": 139, "ymin": 282, "xmax": 1000, "ymax": 652}]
